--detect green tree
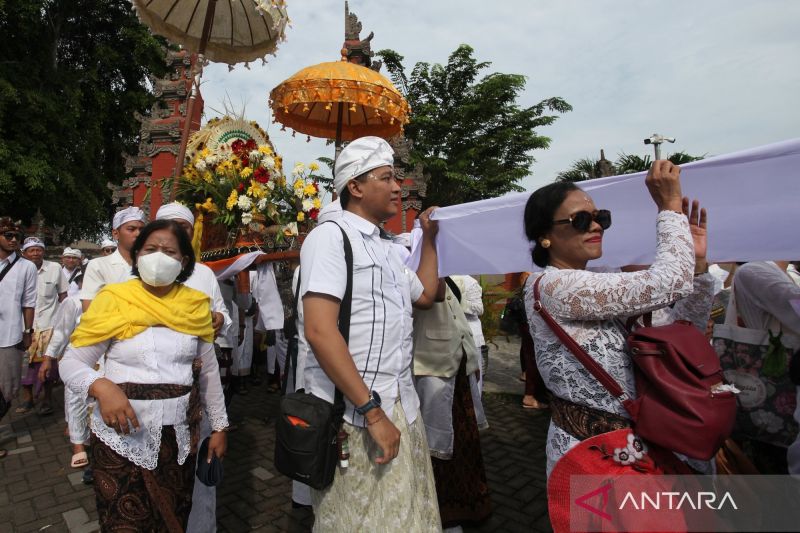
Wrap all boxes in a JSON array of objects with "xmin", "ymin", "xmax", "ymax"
[
  {"xmin": 379, "ymin": 45, "xmax": 571, "ymax": 207},
  {"xmin": 0, "ymin": 0, "xmax": 168, "ymax": 240},
  {"xmin": 558, "ymin": 151, "xmax": 706, "ymax": 182}
]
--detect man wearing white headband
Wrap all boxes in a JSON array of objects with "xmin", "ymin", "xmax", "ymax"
[
  {"xmin": 156, "ymin": 202, "xmax": 231, "ymax": 532},
  {"xmin": 100, "ymin": 239, "xmax": 116, "ymax": 256},
  {"xmin": 19, "ymin": 237, "xmax": 68, "ymax": 415},
  {"xmin": 81, "ymin": 206, "xmax": 145, "ymax": 311},
  {"xmin": 299, "ymin": 136, "xmax": 444, "ymax": 529},
  {"xmin": 154, "ymin": 202, "xmax": 228, "ymax": 335},
  {"xmin": 61, "ymin": 247, "xmax": 82, "ymax": 297},
  {"xmin": 0, "ymin": 218, "xmax": 37, "ymax": 457}
]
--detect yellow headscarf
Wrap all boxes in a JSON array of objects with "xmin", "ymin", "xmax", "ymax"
[{"xmin": 71, "ymin": 279, "xmax": 214, "ymax": 347}]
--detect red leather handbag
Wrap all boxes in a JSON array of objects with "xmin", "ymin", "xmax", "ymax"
[{"xmin": 533, "ymin": 276, "xmax": 736, "ymax": 461}]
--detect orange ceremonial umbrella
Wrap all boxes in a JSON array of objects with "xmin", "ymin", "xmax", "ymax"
[{"xmin": 269, "ymin": 58, "xmax": 410, "ymax": 151}]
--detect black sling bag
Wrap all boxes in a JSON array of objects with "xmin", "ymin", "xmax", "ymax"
[{"xmin": 274, "ymin": 222, "xmax": 351, "ymax": 490}]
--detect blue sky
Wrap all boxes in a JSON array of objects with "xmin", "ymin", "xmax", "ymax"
[{"xmin": 199, "ymin": 0, "xmax": 799, "ymax": 193}]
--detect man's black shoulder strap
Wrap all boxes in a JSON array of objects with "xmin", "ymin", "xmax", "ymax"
[
  {"xmin": 289, "ymin": 221, "xmax": 352, "ymax": 413},
  {"xmin": 0, "ymin": 253, "xmax": 21, "ymax": 284},
  {"xmin": 444, "ymin": 276, "xmax": 462, "ymax": 303}
]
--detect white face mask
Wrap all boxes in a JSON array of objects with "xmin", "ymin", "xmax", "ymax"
[{"xmin": 136, "ymin": 251, "xmax": 183, "ymax": 287}]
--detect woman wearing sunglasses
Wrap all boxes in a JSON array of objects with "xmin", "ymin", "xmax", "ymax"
[{"xmin": 522, "ymin": 160, "xmax": 713, "ymax": 477}]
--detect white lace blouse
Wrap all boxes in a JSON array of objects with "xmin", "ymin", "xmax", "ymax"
[
  {"xmin": 59, "ymin": 327, "xmax": 228, "ymax": 470},
  {"xmin": 525, "ymin": 210, "xmax": 715, "ymax": 476}
]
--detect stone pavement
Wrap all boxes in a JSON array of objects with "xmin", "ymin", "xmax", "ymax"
[{"xmin": 0, "ymin": 334, "xmax": 553, "ymax": 532}]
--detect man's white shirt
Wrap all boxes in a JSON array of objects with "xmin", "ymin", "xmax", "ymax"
[
  {"xmin": 299, "ymin": 211, "xmax": 422, "ymax": 427},
  {"xmin": 80, "ymin": 250, "xmax": 133, "ymax": 301},
  {"xmin": 62, "ymin": 266, "xmax": 81, "ymax": 297},
  {"xmin": 184, "ymin": 262, "xmax": 231, "ymax": 338},
  {"xmin": 0, "ymin": 252, "xmax": 38, "ymax": 347},
  {"xmin": 33, "ymin": 260, "xmax": 68, "ymax": 331}
]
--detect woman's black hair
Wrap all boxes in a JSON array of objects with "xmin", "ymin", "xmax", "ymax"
[
  {"xmin": 524, "ymin": 182, "xmax": 580, "ymax": 268},
  {"xmin": 130, "ymin": 219, "xmax": 195, "ymax": 283}
]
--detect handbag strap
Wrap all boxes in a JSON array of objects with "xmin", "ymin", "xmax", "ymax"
[
  {"xmin": 328, "ymin": 222, "xmax": 353, "ymax": 416},
  {"xmin": 0, "ymin": 253, "xmax": 21, "ymax": 283},
  {"xmin": 444, "ymin": 276, "xmax": 462, "ymax": 303},
  {"xmin": 282, "ymin": 272, "xmax": 303, "ymax": 396},
  {"xmin": 533, "ymin": 275, "xmax": 630, "ymax": 403}
]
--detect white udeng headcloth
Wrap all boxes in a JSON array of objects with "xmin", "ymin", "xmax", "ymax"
[
  {"xmin": 62, "ymin": 247, "xmax": 82, "ymax": 258},
  {"xmin": 112, "ymin": 206, "xmax": 145, "ymax": 230},
  {"xmin": 333, "ymin": 136, "xmax": 395, "ymax": 196},
  {"xmin": 21, "ymin": 237, "xmax": 45, "ymax": 251},
  {"xmin": 100, "ymin": 239, "xmax": 116, "ymax": 249},
  {"xmin": 155, "ymin": 202, "xmax": 195, "ymax": 225}
]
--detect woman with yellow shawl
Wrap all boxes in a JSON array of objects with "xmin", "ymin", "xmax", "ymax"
[{"xmin": 60, "ymin": 219, "xmax": 228, "ymax": 532}]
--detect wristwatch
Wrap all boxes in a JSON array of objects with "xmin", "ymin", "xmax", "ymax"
[
  {"xmin": 355, "ymin": 391, "xmax": 382, "ymax": 416},
  {"xmin": 23, "ymin": 328, "xmax": 33, "ymax": 334}
]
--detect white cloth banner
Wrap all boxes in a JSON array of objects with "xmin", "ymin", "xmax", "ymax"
[
  {"xmin": 207, "ymin": 251, "xmax": 263, "ymax": 280},
  {"xmin": 409, "ymin": 138, "xmax": 800, "ymax": 276}
]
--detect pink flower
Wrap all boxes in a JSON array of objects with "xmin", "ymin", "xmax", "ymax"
[{"xmin": 774, "ymin": 391, "xmax": 797, "ymax": 417}]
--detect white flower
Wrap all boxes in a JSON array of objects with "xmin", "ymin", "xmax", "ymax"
[
  {"xmin": 625, "ymin": 433, "xmax": 647, "ymax": 460},
  {"xmin": 249, "ymin": 150, "xmax": 260, "ymax": 161},
  {"xmin": 294, "ymin": 162, "xmax": 305, "ymax": 171},
  {"xmin": 266, "ymin": 181, "xmax": 275, "ymax": 190},
  {"xmin": 302, "ymin": 198, "xmax": 314, "ymax": 211},
  {"xmin": 195, "ymin": 160, "xmax": 207, "ymax": 172},
  {"xmin": 263, "ymin": 156, "xmax": 275, "ymax": 169},
  {"xmin": 294, "ymin": 188, "xmax": 304, "ymax": 199},
  {"xmin": 257, "ymin": 198, "xmax": 268, "ymax": 210},
  {"xmin": 284, "ymin": 222, "xmax": 298, "ymax": 236},
  {"xmin": 241, "ymin": 212, "xmax": 253, "ymax": 225},
  {"xmin": 205, "ymin": 155, "xmax": 219, "ymax": 166},
  {"xmin": 237, "ymin": 195, "xmax": 253, "ymax": 211},
  {"xmin": 750, "ymin": 410, "xmax": 783, "ymax": 433},
  {"xmin": 612, "ymin": 447, "xmax": 635, "ymax": 466}
]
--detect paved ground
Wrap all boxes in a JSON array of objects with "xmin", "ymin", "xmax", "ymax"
[{"xmin": 0, "ymin": 335, "xmax": 553, "ymax": 532}]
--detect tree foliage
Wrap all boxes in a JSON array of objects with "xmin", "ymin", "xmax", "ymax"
[
  {"xmin": 557, "ymin": 151, "xmax": 706, "ymax": 182},
  {"xmin": 378, "ymin": 45, "xmax": 571, "ymax": 207},
  {"xmin": 0, "ymin": 0, "xmax": 168, "ymax": 240}
]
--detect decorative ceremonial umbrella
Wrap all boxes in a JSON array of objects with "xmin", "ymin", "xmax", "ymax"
[
  {"xmin": 269, "ymin": 58, "xmax": 410, "ymax": 152},
  {"xmin": 132, "ymin": 0, "xmax": 288, "ymax": 65},
  {"xmin": 131, "ymin": 0, "xmax": 289, "ymax": 198}
]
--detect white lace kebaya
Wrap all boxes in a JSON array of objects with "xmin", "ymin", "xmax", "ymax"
[
  {"xmin": 525, "ymin": 210, "xmax": 714, "ymax": 476},
  {"xmin": 59, "ymin": 327, "xmax": 228, "ymax": 470}
]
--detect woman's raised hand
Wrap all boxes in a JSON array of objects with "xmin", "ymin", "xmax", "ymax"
[
  {"xmin": 683, "ymin": 197, "xmax": 709, "ymax": 273},
  {"xmin": 645, "ymin": 160, "xmax": 683, "ymax": 213}
]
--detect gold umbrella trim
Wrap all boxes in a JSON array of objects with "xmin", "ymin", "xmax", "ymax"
[{"xmin": 269, "ymin": 61, "xmax": 410, "ymax": 142}]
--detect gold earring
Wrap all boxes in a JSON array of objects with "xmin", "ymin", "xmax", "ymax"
[{"xmin": 540, "ymin": 238, "xmax": 551, "ymax": 249}]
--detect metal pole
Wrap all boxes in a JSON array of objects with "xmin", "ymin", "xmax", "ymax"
[
  {"xmin": 332, "ymin": 102, "xmax": 344, "ymax": 199},
  {"xmin": 654, "ymin": 143, "xmax": 662, "ymax": 161},
  {"xmin": 170, "ymin": 0, "xmax": 218, "ymax": 201}
]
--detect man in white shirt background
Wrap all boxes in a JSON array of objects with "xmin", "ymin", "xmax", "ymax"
[
  {"xmin": 99, "ymin": 238, "xmax": 116, "ymax": 256},
  {"xmin": 0, "ymin": 217, "xmax": 38, "ymax": 458},
  {"xmin": 60, "ymin": 247, "xmax": 83, "ymax": 297},
  {"xmin": 300, "ymin": 137, "xmax": 443, "ymax": 530},
  {"xmin": 80, "ymin": 206, "xmax": 144, "ymax": 311},
  {"xmin": 18, "ymin": 237, "xmax": 67, "ymax": 416}
]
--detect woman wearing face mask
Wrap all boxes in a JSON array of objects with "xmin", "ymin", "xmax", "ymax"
[{"xmin": 60, "ymin": 219, "xmax": 228, "ymax": 531}]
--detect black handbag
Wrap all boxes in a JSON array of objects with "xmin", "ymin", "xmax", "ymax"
[
  {"xmin": 196, "ymin": 436, "xmax": 224, "ymax": 486},
  {"xmin": 274, "ymin": 222, "xmax": 351, "ymax": 490}
]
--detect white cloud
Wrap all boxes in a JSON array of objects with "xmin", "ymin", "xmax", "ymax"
[{"xmin": 198, "ymin": 0, "xmax": 800, "ymax": 194}]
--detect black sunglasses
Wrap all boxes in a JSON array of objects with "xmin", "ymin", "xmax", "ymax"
[
  {"xmin": 2, "ymin": 231, "xmax": 22, "ymax": 241},
  {"xmin": 552, "ymin": 209, "xmax": 612, "ymax": 232}
]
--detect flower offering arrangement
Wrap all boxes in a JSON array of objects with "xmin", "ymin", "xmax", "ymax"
[{"xmin": 172, "ymin": 116, "xmax": 326, "ymax": 259}]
